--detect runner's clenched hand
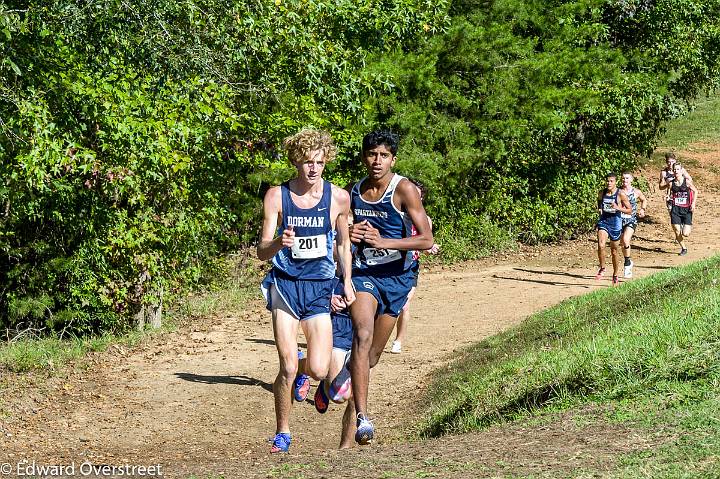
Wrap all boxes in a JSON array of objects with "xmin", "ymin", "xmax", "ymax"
[
  {"xmin": 281, "ymin": 225, "xmax": 295, "ymax": 247},
  {"xmin": 330, "ymin": 294, "xmax": 347, "ymax": 313}
]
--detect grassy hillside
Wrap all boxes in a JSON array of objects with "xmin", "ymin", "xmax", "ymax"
[
  {"xmin": 658, "ymin": 94, "xmax": 720, "ymax": 150},
  {"xmin": 421, "ymin": 255, "xmax": 720, "ymax": 478}
]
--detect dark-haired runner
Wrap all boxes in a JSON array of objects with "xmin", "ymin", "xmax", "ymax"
[
  {"xmin": 347, "ymin": 130, "xmax": 433, "ymax": 444},
  {"xmin": 595, "ymin": 172, "xmax": 632, "ymax": 286}
]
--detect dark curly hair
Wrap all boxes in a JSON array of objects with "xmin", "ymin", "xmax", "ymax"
[{"xmin": 362, "ymin": 129, "xmax": 399, "ymax": 156}]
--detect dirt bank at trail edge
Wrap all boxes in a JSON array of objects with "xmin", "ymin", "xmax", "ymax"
[{"xmin": 2, "ymin": 144, "xmax": 719, "ymax": 478}]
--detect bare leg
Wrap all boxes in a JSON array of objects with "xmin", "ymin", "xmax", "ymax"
[
  {"xmin": 271, "ymin": 308, "xmax": 300, "ymax": 435},
  {"xmin": 609, "ymin": 239, "xmax": 621, "ymax": 278},
  {"xmin": 349, "ymin": 292, "xmax": 378, "ymax": 419},
  {"xmin": 680, "ymin": 224, "xmax": 692, "ymax": 251},
  {"xmin": 339, "ymin": 399, "xmax": 356, "ymax": 449},
  {"xmin": 621, "ymin": 227, "xmax": 633, "ymax": 260},
  {"xmin": 370, "ymin": 314, "xmax": 399, "ymax": 368},
  {"xmin": 393, "ymin": 287, "xmax": 416, "ymax": 350},
  {"xmin": 299, "ymin": 314, "xmax": 333, "ymax": 381},
  {"xmin": 672, "ymin": 224, "xmax": 685, "ymax": 250},
  {"xmin": 596, "ymin": 229, "xmax": 609, "ymax": 275}
]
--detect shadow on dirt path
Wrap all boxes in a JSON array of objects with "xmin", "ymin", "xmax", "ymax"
[{"xmin": 2, "ymin": 144, "xmax": 719, "ymax": 478}]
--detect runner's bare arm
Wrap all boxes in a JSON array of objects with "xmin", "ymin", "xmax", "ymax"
[
  {"xmin": 344, "ymin": 182, "xmax": 362, "ymax": 244},
  {"xmin": 257, "ymin": 186, "xmax": 295, "ymax": 261},
  {"xmin": 616, "ymin": 190, "xmax": 633, "ymax": 215},
  {"xmin": 425, "ymin": 216, "xmax": 440, "ymax": 254},
  {"xmin": 659, "ymin": 171, "xmax": 669, "ymax": 190},
  {"xmin": 687, "ymin": 180, "xmax": 699, "ymax": 211},
  {"xmin": 636, "ymin": 188, "xmax": 648, "ymax": 218},
  {"xmin": 333, "ymin": 186, "xmax": 355, "ymax": 305}
]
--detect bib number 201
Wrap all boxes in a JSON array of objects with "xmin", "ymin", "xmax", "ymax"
[{"xmin": 291, "ymin": 234, "xmax": 326, "ymax": 259}]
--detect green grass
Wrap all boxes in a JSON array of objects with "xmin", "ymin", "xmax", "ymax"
[
  {"xmin": 607, "ymin": 394, "xmax": 720, "ymax": 478},
  {"xmin": 0, "ymin": 331, "xmax": 145, "ymax": 373},
  {"xmin": 0, "ymin": 254, "xmax": 262, "ymax": 374},
  {"xmin": 421, "ymin": 255, "xmax": 720, "ymax": 476},
  {"xmin": 658, "ymin": 94, "xmax": 720, "ymax": 150},
  {"xmin": 174, "ymin": 272, "xmax": 258, "ymax": 319}
]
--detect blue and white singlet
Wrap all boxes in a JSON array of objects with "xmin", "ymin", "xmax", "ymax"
[
  {"xmin": 621, "ymin": 187, "xmax": 638, "ymax": 221},
  {"xmin": 271, "ymin": 180, "xmax": 336, "ymax": 280},
  {"xmin": 599, "ymin": 189, "xmax": 621, "ymax": 222},
  {"xmin": 351, "ymin": 174, "xmax": 414, "ymax": 275}
]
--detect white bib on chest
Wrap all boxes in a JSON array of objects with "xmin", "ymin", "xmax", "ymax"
[
  {"xmin": 291, "ymin": 234, "xmax": 327, "ymax": 259},
  {"xmin": 362, "ymin": 248, "xmax": 402, "ymax": 266}
]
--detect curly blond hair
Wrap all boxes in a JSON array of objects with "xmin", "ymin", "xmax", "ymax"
[{"xmin": 282, "ymin": 129, "xmax": 337, "ymax": 164}]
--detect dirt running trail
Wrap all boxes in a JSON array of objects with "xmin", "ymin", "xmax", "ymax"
[{"xmin": 2, "ymin": 144, "xmax": 719, "ymax": 478}]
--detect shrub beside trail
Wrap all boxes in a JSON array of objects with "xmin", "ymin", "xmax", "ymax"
[{"xmin": 1, "ymin": 0, "xmax": 719, "ymax": 334}]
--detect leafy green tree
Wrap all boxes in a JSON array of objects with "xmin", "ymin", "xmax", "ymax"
[
  {"xmin": 0, "ymin": 0, "xmax": 450, "ymax": 334},
  {"xmin": 363, "ymin": 0, "xmax": 720, "ymax": 247}
]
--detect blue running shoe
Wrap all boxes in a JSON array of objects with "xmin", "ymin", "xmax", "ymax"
[
  {"xmin": 293, "ymin": 350, "xmax": 310, "ymax": 402},
  {"xmin": 270, "ymin": 432, "xmax": 291, "ymax": 453},
  {"xmin": 355, "ymin": 413, "xmax": 374, "ymax": 445},
  {"xmin": 314, "ymin": 380, "xmax": 329, "ymax": 414}
]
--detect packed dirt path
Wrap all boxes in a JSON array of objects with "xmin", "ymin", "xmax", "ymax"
[{"xmin": 2, "ymin": 144, "xmax": 719, "ymax": 478}]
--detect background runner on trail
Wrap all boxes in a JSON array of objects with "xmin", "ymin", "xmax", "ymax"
[
  {"xmin": 595, "ymin": 172, "xmax": 632, "ymax": 286},
  {"xmin": 619, "ymin": 172, "xmax": 648, "ymax": 279},
  {"xmin": 390, "ymin": 178, "xmax": 439, "ymax": 355},
  {"xmin": 668, "ymin": 162, "xmax": 699, "ymax": 256}
]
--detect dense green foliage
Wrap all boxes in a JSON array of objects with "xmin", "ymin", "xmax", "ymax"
[
  {"xmin": 0, "ymin": 1, "xmax": 448, "ymax": 334},
  {"xmin": 371, "ymin": 0, "xmax": 720, "ymax": 244},
  {"xmin": 1, "ymin": 0, "xmax": 719, "ymax": 334}
]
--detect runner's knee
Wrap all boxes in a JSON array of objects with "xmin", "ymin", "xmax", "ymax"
[
  {"xmin": 278, "ymin": 362, "xmax": 299, "ymax": 382},
  {"xmin": 354, "ymin": 327, "xmax": 373, "ymax": 348},
  {"xmin": 304, "ymin": 360, "xmax": 329, "ymax": 381}
]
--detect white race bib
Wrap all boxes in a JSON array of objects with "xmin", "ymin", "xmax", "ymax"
[
  {"xmin": 602, "ymin": 200, "xmax": 616, "ymax": 213},
  {"xmin": 362, "ymin": 248, "xmax": 401, "ymax": 266},
  {"xmin": 674, "ymin": 194, "xmax": 689, "ymax": 206},
  {"xmin": 291, "ymin": 234, "xmax": 327, "ymax": 259}
]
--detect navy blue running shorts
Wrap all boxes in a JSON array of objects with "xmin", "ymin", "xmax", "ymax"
[
  {"xmin": 261, "ymin": 269, "xmax": 334, "ymax": 321},
  {"xmin": 597, "ymin": 219, "xmax": 622, "ymax": 241},
  {"xmin": 331, "ymin": 314, "xmax": 353, "ymax": 351},
  {"xmin": 351, "ymin": 268, "xmax": 415, "ymax": 318}
]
